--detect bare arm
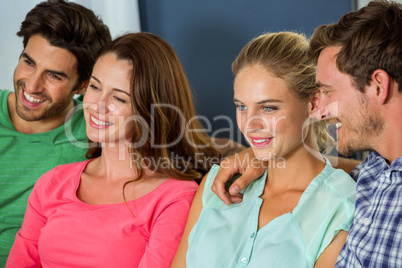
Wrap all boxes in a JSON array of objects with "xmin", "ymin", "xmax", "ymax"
[
  {"xmin": 314, "ymin": 230, "xmax": 348, "ymax": 268},
  {"xmin": 171, "ymin": 175, "xmax": 207, "ymax": 267}
]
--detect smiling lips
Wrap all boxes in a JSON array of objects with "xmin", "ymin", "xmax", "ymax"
[
  {"xmin": 335, "ymin": 122, "xmax": 343, "ymax": 135},
  {"xmin": 89, "ymin": 115, "xmax": 113, "ymax": 128},
  {"xmin": 250, "ymin": 137, "xmax": 273, "ymax": 148},
  {"xmin": 21, "ymin": 89, "xmax": 46, "ymax": 108}
]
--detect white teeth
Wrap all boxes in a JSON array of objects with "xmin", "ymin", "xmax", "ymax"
[
  {"xmin": 253, "ymin": 139, "xmax": 268, "ymax": 143},
  {"xmin": 23, "ymin": 91, "xmax": 45, "ymax": 103},
  {"xmin": 335, "ymin": 123, "xmax": 342, "ymax": 128},
  {"xmin": 91, "ymin": 116, "xmax": 112, "ymax": 126}
]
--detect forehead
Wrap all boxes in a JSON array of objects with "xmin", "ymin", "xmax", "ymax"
[
  {"xmin": 315, "ymin": 47, "xmax": 345, "ymax": 89},
  {"xmin": 316, "ymin": 47, "xmax": 340, "ymax": 78},
  {"xmin": 92, "ymin": 53, "xmax": 132, "ymax": 92},
  {"xmin": 234, "ymin": 65, "xmax": 292, "ymax": 101},
  {"xmin": 24, "ymin": 34, "xmax": 78, "ymax": 76}
]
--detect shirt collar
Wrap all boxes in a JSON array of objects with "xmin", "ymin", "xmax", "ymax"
[{"xmin": 364, "ymin": 151, "xmax": 402, "ymax": 172}]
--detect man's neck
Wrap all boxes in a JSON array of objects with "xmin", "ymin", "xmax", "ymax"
[{"xmin": 373, "ymin": 92, "xmax": 402, "ymax": 163}]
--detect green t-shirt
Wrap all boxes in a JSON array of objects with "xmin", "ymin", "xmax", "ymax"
[{"xmin": 0, "ymin": 90, "xmax": 88, "ymax": 264}]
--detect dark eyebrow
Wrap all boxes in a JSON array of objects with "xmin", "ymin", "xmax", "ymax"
[
  {"xmin": 21, "ymin": 53, "xmax": 36, "ymax": 65},
  {"xmin": 91, "ymin": 75, "xmax": 131, "ymax": 97},
  {"xmin": 233, "ymin": 97, "xmax": 282, "ymax": 104},
  {"xmin": 21, "ymin": 52, "xmax": 69, "ymax": 79},
  {"xmin": 315, "ymin": 82, "xmax": 332, "ymax": 89}
]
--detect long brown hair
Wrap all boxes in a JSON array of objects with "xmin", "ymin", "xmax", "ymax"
[{"xmin": 87, "ymin": 32, "xmax": 220, "ymax": 181}]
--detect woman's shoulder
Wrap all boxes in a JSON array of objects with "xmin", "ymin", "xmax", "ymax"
[
  {"xmin": 35, "ymin": 160, "xmax": 90, "ymax": 191},
  {"xmin": 148, "ymin": 178, "xmax": 198, "ymax": 203},
  {"xmin": 320, "ymin": 163, "xmax": 357, "ymax": 198},
  {"xmin": 162, "ymin": 178, "xmax": 198, "ymax": 193}
]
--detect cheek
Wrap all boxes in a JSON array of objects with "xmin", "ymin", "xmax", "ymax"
[
  {"xmin": 82, "ymin": 91, "xmax": 98, "ymax": 106},
  {"xmin": 117, "ymin": 109, "xmax": 135, "ymax": 130},
  {"xmin": 270, "ymin": 115, "xmax": 287, "ymax": 134},
  {"xmin": 82, "ymin": 92, "xmax": 91, "ymax": 103},
  {"xmin": 236, "ymin": 112, "xmax": 246, "ymax": 133},
  {"xmin": 13, "ymin": 64, "xmax": 25, "ymax": 79},
  {"xmin": 273, "ymin": 116, "xmax": 304, "ymax": 140}
]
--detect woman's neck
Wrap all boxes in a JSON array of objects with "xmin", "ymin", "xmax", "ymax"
[
  {"xmin": 93, "ymin": 145, "xmax": 138, "ymax": 182},
  {"xmin": 265, "ymin": 143, "xmax": 325, "ymax": 192}
]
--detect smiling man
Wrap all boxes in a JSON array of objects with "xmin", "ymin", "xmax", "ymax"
[
  {"xmin": 309, "ymin": 0, "xmax": 402, "ymax": 266},
  {"xmin": 0, "ymin": 0, "xmax": 111, "ymax": 264}
]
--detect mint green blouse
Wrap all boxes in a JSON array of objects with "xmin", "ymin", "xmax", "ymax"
[{"xmin": 187, "ymin": 161, "xmax": 356, "ymax": 268}]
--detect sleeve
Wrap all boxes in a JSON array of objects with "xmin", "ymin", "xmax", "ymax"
[
  {"xmin": 294, "ymin": 167, "xmax": 356, "ymax": 264},
  {"xmin": 313, "ymin": 170, "xmax": 356, "ymax": 261},
  {"xmin": 5, "ymin": 173, "xmax": 49, "ymax": 267},
  {"xmin": 137, "ymin": 191, "xmax": 196, "ymax": 268}
]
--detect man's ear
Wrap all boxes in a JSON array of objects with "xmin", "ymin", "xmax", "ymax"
[
  {"xmin": 76, "ymin": 80, "xmax": 89, "ymax": 95},
  {"xmin": 309, "ymin": 90, "xmax": 321, "ymax": 117},
  {"xmin": 370, "ymin": 69, "xmax": 390, "ymax": 104}
]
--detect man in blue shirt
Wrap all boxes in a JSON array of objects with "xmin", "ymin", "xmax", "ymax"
[
  {"xmin": 309, "ymin": 1, "xmax": 402, "ymax": 266},
  {"xmin": 213, "ymin": 1, "xmax": 402, "ymax": 267}
]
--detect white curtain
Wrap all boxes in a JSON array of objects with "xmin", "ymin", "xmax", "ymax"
[
  {"xmin": 0, "ymin": 0, "xmax": 141, "ymax": 91},
  {"xmin": 356, "ymin": 0, "xmax": 402, "ymax": 9}
]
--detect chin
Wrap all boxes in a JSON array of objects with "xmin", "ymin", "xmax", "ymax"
[{"xmin": 252, "ymin": 148, "xmax": 275, "ymax": 162}]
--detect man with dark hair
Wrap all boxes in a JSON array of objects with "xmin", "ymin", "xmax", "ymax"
[
  {"xmin": 0, "ymin": 0, "xmax": 111, "ymax": 263},
  {"xmin": 309, "ymin": 1, "xmax": 402, "ymax": 266},
  {"xmin": 212, "ymin": 0, "xmax": 401, "ymax": 267}
]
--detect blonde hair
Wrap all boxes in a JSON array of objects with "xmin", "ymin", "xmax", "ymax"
[{"xmin": 232, "ymin": 31, "xmax": 333, "ymax": 152}]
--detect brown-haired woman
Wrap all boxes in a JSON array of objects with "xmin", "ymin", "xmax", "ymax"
[{"xmin": 6, "ymin": 32, "xmax": 219, "ymax": 268}]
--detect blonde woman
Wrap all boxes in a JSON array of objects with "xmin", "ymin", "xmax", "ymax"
[{"xmin": 172, "ymin": 32, "xmax": 356, "ymax": 268}]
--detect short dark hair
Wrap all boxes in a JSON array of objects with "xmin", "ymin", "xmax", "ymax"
[
  {"xmin": 17, "ymin": 0, "xmax": 112, "ymax": 88},
  {"xmin": 309, "ymin": 0, "xmax": 402, "ymax": 92}
]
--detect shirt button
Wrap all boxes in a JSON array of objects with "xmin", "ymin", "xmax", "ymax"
[
  {"xmin": 250, "ymin": 232, "xmax": 255, "ymax": 238},
  {"xmin": 241, "ymin": 257, "xmax": 248, "ymax": 263},
  {"xmin": 362, "ymin": 218, "xmax": 371, "ymax": 225}
]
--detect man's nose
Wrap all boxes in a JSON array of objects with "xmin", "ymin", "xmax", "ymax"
[{"xmin": 25, "ymin": 72, "xmax": 44, "ymax": 94}]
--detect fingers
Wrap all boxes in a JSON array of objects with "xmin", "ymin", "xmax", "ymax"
[
  {"xmin": 227, "ymin": 193, "xmax": 243, "ymax": 204},
  {"xmin": 228, "ymin": 166, "xmax": 265, "ymax": 196},
  {"xmin": 212, "ymin": 147, "xmax": 266, "ymax": 206},
  {"xmin": 212, "ymin": 162, "xmax": 236, "ymax": 206}
]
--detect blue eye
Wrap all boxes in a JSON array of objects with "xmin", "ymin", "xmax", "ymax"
[
  {"xmin": 235, "ymin": 104, "xmax": 247, "ymax": 111},
  {"xmin": 263, "ymin": 106, "xmax": 277, "ymax": 112}
]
